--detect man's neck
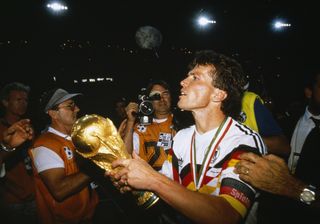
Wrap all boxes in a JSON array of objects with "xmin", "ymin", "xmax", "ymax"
[
  {"xmin": 193, "ymin": 108, "xmax": 226, "ymax": 134},
  {"xmin": 51, "ymin": 122, "xmax": 72, "ymax": 136},
  {"xmin": 154, "ymin": 112, "xmax": 171, "ymax": 120}
]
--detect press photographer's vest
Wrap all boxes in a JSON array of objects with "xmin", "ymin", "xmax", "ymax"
[
  {"xmin": 135, "ymin": 114, "xmax": 174, "ymax": 170},
  {"xmin": 29, "ymin": 132, "xmax": 98, "ymax": 224}
]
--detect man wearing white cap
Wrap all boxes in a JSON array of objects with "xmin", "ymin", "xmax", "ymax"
[{"xmin": 28, "ymin": 88, "xmax": 98, "ymax": 224}]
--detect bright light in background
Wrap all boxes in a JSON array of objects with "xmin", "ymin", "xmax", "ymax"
[
  {"xmin": 272, "ymin": 19, "xmax": 291, "ymax": 31},
  {"xmin": 47, "ymin": 2, "xmax": 68, "ymax": 12},
  {"xmin": 75, "ymin": 77, "xmax": 114, "ymax": 84},
  {"xmin": 198, "ymin": 16, "xmax": 216, "ymax": 27},
  {"xmin": 274, "ymin": 21, "xmax": 291, "ymax": 29}
]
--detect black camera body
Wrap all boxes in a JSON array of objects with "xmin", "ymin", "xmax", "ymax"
[{"xmin": 136, "ymin": 88, "xmax": 161, "ymax": 125}]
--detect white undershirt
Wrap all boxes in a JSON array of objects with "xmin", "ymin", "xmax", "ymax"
[{"xmin": 31, "ymin": 127, "xmax": 70, "ymax": 173}]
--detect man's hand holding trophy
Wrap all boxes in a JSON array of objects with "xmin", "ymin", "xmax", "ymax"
[{"xmin": 71, "ymin": 114, "xmax": 159, "ymax": 209}]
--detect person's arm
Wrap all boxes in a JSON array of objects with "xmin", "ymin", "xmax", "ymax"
[
  {"xmin": 32, "ymin": 147, "xmax": 92, "ymax": 202},
  {"xmin": 120, "ymin": 102, "xmax": 138, "ymax": 154},
  {"xmin": 234, "ymin": 152, "xmax": 320, "ymax": 208},
  {"xmin": 262, "ymin": 135, "xmax": 291, "ymax": 157},
  {"xmin": 254, "ymin": 99, "xmax": 291, "ymax": 157},
  {"xmin": 39, "ymin": 168, "xmax": 92, "ymax": 202},
  {"xmin": 110, "ymin": 153, "xmax": 241, "ymax": 224}
]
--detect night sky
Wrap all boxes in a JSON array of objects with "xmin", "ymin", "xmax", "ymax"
[{"xmin": 0, "ymin": 0, "xmax": 319, "ymax": 117}]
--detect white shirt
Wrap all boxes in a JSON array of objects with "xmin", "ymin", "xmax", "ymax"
[
  {"xmin": 30, "ymin": 127, "xmax": 71, "ymax": 173},
  {"xmin": 289, "ymin": 107, "xmax": 320, "ymax": 172}
]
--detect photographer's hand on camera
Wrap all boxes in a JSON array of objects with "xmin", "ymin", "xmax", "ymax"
[{"xmin": 126, "ymin": 102, "xmax": 139, "ymax": 122}]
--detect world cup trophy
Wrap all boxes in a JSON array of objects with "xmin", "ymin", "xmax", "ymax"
[{"xmin": 71, "ymin": 114, "xmax": 159, "ymax": 209}]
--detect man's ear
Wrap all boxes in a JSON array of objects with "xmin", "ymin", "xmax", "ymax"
[
  {"xmin": 2, "ymin": 99, "xmax": 8, "ymax": 108},
  {"xmin": 47, "ymin": 110, "xmax": 57, "ymax": 119},
  {"xmin": 304, "ymin": 87, "xmax": 312, "ymax": 99},
  {"xmin": 212, "ymin": 89, "xmax": 227, "ymax": 102}
]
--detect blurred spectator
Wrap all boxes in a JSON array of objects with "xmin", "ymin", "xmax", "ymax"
[
  {"xmin": 241, "ymin": 83, "xmax": 290, "ymax": 158},
  {"xmin": 289, "ymin": 69, "xmax": 320, "ymax": 176},
  {"xmin": 238, "ymin": 69, "xmax": 320, "ymax": 223},
  {"xmin": 0, "ymin": 82, "xmax": 37, "ymax": 223},
  {"xmin": 111, "ymin": 96, "xmax": 128, "ymax": 128},
  {"xmin": 240, "ymin": 81, "xmax": 291, "ymax": 224}
]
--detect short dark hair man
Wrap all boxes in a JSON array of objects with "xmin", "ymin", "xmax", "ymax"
[{"xmin": 110, "ymin": 50, "xmax": 266, "ymax": 223}]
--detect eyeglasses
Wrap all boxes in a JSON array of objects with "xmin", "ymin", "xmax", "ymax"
[{"xmin": 56, "ymin": 102, "xmax": 78, "ymax": 111}]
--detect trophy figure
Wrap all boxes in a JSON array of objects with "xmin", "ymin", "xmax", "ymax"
[{"xmin": 71, "ymin": 114, "xmax": 159, "ymax": 209}]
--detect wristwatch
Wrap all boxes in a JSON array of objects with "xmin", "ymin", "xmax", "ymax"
[
  {"xmin": 300, "ymin": 185, "xmax": 316, "ymax": 205},
  {"xmin": 0, "ymin": 142, "xmax": 16, "ymax": 152}
]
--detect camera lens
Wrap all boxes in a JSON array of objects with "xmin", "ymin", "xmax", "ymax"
[{"xmin": 139, "ymin": 101, "xmax": 154, "ymax": 115}]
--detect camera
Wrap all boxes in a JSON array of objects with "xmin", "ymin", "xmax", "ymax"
[{"xmin": 135, "ymin": 88, "xmax": 161, "ymax": 125}]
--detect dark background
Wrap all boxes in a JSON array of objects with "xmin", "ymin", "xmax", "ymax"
[{"xmin": 0, "ymin": 0, "xmax": 319, "ymax": 122}]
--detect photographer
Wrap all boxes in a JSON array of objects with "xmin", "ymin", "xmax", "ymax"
[{"xmin": 120, "ymin": 80, "xmax": 175, "ymax": 171}]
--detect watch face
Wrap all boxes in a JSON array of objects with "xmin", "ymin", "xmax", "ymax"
[{"xmin": 301, "ymin": 189, "xmax": 315, "ymax": 204}]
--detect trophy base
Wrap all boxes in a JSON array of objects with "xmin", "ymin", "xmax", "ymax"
[{"xmin": 135, "ymin": 191, "xmax": 160, "ymax": 209}]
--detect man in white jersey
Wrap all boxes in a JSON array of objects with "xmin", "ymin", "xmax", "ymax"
[{"xmin": 109, "ymin": 50, "xmax": 266, "ymax": 223}]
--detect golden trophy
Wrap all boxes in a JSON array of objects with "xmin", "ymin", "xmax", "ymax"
[{"xmin": 71, "ymin": 114, "xmax": 159, "ymax": 209}]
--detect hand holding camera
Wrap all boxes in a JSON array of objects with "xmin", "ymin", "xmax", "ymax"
[
  {"xmin": 135, "ymin": 89, "xmax": 161, "ymax": 125},
  {"xmin": 125, "ymin": 102, "xmax": 139, "ymax": 122}
]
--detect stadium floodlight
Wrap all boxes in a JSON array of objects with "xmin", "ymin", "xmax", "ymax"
[
  {"xmin": 47, "ymin": 2, "xmax": 68, "ymax": 12},
  {"xmin": 272, "ymin": 19, "xmax": 291, "ymax": 31},
  {"xmin": 198, "ymin": 16, "xmax": 216, "ymax": 27}
]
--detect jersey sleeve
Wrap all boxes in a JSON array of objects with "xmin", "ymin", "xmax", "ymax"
[{"xmin": 218, "ymin": 148, "xmax": 258, "ymax": 218}]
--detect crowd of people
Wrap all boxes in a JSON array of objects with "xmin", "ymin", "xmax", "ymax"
[{"xmin": 0, "ymin": 50, "xmax": 319, "ymax": 223}]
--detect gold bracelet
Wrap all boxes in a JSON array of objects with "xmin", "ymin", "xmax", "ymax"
[{"xmin": 0, "ymin": 142, "xmax": 16, "ymax": 152}]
